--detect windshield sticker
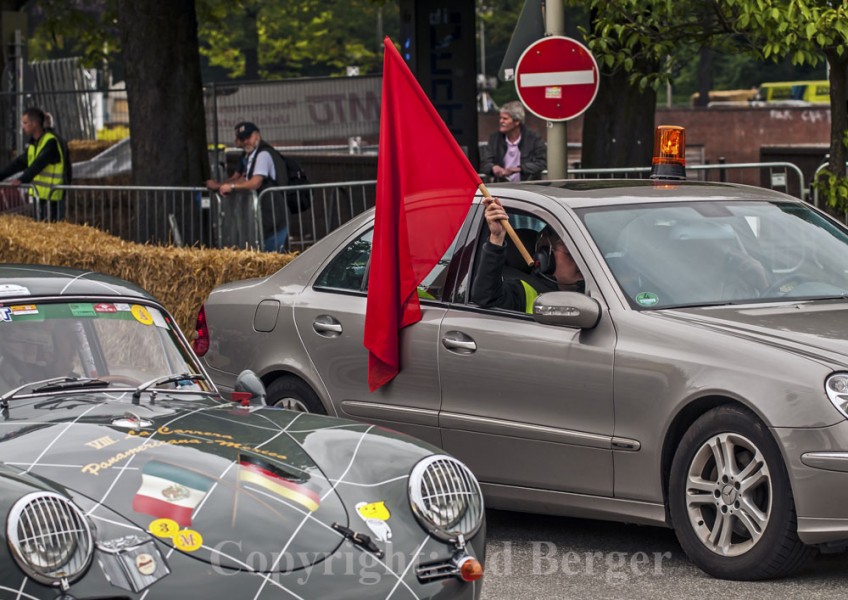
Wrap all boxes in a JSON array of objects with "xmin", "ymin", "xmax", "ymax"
[
  {"xmin": 70, "ymin": 303, "xmax": 97, "ymax": 317},
  {"xmin": 356, "ymin": 501, "xmax": 392, "ymax": 542},
  {"xmin": 0, "ymin": 284, "xmax": 29, "ymax": 297},
  {"xmin": 10, "ymin": 305, "xmax": 38, "ymax": 315},
  {"xmin": 635, "ymin": 292, "xmax": 659, "ymax": 307},
  {"xmin": 94, "ymin": 303, "xmax": 117, "ymax": 313},
  {"xmin": 131, "ymin": 304, "xmax": 154, "ymax": 326},
  {"xmin": 150, "ymin": 308, "xmax": 169, "ymax": 330},
  {"xmin": 0, "ymin": 307, "xmax": 11, "ymax": 322}
]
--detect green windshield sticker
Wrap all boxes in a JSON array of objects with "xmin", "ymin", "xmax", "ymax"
[
  {"xmin": 635, "ymin": 292, "xmax": 659, "ymax": 306},
  {"xmin": 69, "ymin": 303, "xmax": 97, "ymax": 317}
]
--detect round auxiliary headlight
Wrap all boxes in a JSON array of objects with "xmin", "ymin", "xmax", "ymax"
[
  {"xmin": 7, "ymin": 492, "xmax": 94, "ymax": 586},
  {"xmin": 408, "ymin": 455, "xmax": 484, "ymax": 542}
]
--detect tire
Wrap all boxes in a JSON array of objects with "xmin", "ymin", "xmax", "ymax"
[
  {"xmin": 265, "ymin": 376, "xmax": 326, "ymax": 415},
  {"xmin": 668, "ymin": 405, "xmax": 814, "ymax": 580}
]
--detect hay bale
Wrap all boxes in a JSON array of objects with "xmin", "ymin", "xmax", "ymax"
[{"xmin": 0, "ymin": 214, "xmax": 295, "ymax": 334}]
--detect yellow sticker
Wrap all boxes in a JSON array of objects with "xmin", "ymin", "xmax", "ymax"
[
  {"xmin": 149, "ymin": 518, "xmax": 180, "ymax": 538},
  {"xmin": 174, "ymin": 529, "xmax": 203, "ymax": 552},
  {"xmin": 131, "ymin": 305, "xmax": 154, "ymax": 325},
  {"xmin": 356, "ymin": 500, "xmax": 390, "ymax": 521}
]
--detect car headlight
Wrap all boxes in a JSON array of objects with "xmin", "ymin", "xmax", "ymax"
[
  {"xmin": 408, "ymin": 455, "xmax": 484, "ymax": 542},
  {"xmin": 7, "ymin": 492, "xmax": 94, "ymax": 587},
  {"xmin": 826, "ymin": 373, "xmax": 848, "ymax": 418}
]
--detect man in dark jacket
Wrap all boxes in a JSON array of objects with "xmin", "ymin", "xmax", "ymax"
[
  {"xmin": 219, "ymin": 121, "xmax": 290, "ymax": 251},
  {"xmin": 479, "ymin": 101, "xmax": 547, "ymax": 182},
  {"xmin": 471, "ymin": 197, "xmax": 584, "ymax": 313}
]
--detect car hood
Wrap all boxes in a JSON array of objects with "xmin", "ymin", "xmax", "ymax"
[
  {"xmin": 0, "ymin": 397, "xmax": 352, "ymax": 572},
  {"xmin": 660, "ymin": 299, "xmax": 848, "ymax": 368}
]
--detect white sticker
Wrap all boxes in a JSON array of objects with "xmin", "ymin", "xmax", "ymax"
[
  {"xmin": 150, "ymin": 308, "xmax": 169, "ymax": 330},
  {"xmin": 0, "ymin": 284, "xmax": 30, "ymax": 298},
  {"xmin": 0, "ymin": 308, "xmax": 11, "ymax": 322}
]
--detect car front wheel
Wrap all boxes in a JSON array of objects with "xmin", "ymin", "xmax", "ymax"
[
  {"xmin": 265, "ymin": 377, "xmax": 326, "ymax": 414},
  {"xmin": 669, "ymin": 405, "xmax": 813, "ymax": 580}
]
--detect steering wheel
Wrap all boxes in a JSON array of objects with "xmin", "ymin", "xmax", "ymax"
[
  {"xmin": 761, "ymin": 274, "xmax": 816, "ymax": 298},
  {"xmin": 99, "ymin": 374, "xmax": 142, "ymax": 387}
]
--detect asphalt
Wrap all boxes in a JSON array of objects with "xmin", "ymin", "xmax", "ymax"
[{"xmin": 479, "ymin": 509, "xmax": 848, "ymax": 599}]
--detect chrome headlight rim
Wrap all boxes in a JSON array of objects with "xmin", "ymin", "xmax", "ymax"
[
  {"xmin": 408, "ymin": 455, "xmax": 484, "ymax": 543},
  {"xmin": 826, "ymin": 372, "xmax": 848, "ymax": 419},
  {"xmin": 6, "ymin": 491, "xmax": 94, "ymax": 586}
]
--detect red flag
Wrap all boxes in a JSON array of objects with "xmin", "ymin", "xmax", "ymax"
[{"xmin": 364, "ymin": 38, "xmax": 481, "ymax": 391}]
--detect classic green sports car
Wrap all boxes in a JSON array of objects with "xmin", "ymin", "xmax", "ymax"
[{"xmin": 0, "ymin": 264, "xmax": 485, "ymax": 599}]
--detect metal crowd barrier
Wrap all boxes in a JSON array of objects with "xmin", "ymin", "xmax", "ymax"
[
  {"xmin": 568, "ymin": 162, "xmax": 805, "ymax": 200},
  {"xmin": 0, "ymin": 160, "xmax": 818, "ymax": 251}
]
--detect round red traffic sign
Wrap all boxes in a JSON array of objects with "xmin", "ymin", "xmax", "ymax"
[{"xmin": 515, "ymin": 36, "xmax": 599, "ymax": 122}]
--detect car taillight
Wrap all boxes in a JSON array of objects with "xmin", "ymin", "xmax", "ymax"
[{"xmin": 193, "ymin": 304, "xmax": 210, "ymax": 356}]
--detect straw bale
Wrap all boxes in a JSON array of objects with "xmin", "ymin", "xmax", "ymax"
[{"xmin": 0, "ymin": 214, "xmax": 295, "ymax": 334}]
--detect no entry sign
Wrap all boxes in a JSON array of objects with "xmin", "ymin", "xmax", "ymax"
[{"xmin": 515, "ymin": 36, "xmax": 600, "ymax": 122}]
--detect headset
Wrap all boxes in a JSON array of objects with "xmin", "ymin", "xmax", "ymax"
[{"xmin": 534, "ymin": 225, "xmax": 557, "ymax": 277}]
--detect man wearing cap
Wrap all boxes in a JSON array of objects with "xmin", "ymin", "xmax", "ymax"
[
  {"xmin": 205, "ymin": 122, "xmax": 248, "ymax": 193},
  {"xmin": 218, "ymin": 121, "xmax": 290, "ymax": 251}
]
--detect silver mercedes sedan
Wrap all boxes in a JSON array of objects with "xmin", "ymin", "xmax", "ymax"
[{"xmin": 196, "ymin": 178, "xmax": 848, "ymax": 580}]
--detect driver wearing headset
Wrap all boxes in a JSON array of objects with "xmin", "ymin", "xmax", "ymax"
[{"xmin": 471, "ymin": 197, "xmax": 584, "ymax": 313}]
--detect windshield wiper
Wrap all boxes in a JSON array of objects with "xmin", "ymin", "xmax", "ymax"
[
  {"xmin": 1, "ymin": 376, "xmax": 111, "ymax": 405},
  {"xmin": 131, "ymin": 373, "xmax": 210, "ymax": 405},
  {"xmin": 32, "ymin": 377, "xmax": 112, "ymax": 393}
]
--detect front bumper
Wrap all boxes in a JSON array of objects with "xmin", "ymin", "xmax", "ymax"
[
  {"xmin": 3, "ymin": 532, "xmax": 485, "ymax": 600},
  {"xmin": 774, "ymin": 420, "xmax": 848, "ymax": 545}
]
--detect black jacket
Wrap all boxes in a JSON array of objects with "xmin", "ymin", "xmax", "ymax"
[
  {"xmin": 479, "ymin": 124, "xmax": 547, "ymax": 182},
  {"xmin": 470, "ymin": 241, "xmax": 557, "ymax": 312}
]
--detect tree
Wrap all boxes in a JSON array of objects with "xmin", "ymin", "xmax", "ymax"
[
  {"xmin": 720, "ymin": 0, "xmax": 848, "ymax": 208},
  {"xmin": 196, "ymin": 0, "xmax": 398, "ymax": 80},
  {"xmin": 115, "ymin": 0, "xmax": 209, "ymax": 241},
  {"xmin": 573, "ymin": 0, "xmax": 736, "ymax": 168}
]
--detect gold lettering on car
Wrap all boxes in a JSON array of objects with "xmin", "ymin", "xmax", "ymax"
[
  {"xmin": 156, "ymin": 425, "xmax": 233, "ymax": 440},
  {"xmin": 81, "ymin": 440, "xmax": 168, "ymax": 475},
  {"xmin": 85, "ymin": 435, "xmax": 118, "ymax": 450}
]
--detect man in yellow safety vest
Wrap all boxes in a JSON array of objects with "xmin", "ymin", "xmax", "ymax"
[{"xmin": 0, "ymin": 107, "xmax": 67, "ymax": 221}]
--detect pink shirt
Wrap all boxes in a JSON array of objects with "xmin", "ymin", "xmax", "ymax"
[{"xmin": 503, "ymin": 135, "xmax": 521, "ymax": 182}]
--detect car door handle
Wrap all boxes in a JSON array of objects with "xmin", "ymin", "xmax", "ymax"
[
  {"xmin": 441, "ymin": 331, "xmax": 476, "ymax": 353},
  {"xmin": 313, "ymin": 315, "xmax": 342, "ymax": 336}
]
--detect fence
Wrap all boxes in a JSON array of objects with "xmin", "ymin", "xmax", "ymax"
[{"xmin": 0, "ymin": 161, "xmax": 819, "ymax": 252}]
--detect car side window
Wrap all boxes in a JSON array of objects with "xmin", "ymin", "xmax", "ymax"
[
  {"xmin": 315, "ymin": 227, "xmax": 460, "ymax": 299},
  {"xmin": 315, "ymin": 229, "xmax": 373, "ymax": 291}
]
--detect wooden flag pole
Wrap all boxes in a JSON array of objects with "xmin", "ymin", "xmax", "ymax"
[{"xmin": 478, "ymin": 183, "xmax": 535, "ymax": 267}]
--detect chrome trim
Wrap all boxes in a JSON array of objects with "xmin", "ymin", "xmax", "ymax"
[
  {"xmin": 800, "ymin": 451, "xmax": 848, "ymax": 473},
  {"xmin": 341, "ymin": 401, "xmax": 439, "ymax": 427},
  {"xmin": 611, "ymin": 437, "xmax": 641, "ymax": 451},
  {"xmin": 440, "ymin": 412, "xmax": 612, "ymax": 449},
  {"xmin": 408, "ymin": 455, "xmax": 484, "ymax": 542},
  {"xmin": 7, "ymin": 492, "xmax": 94, "ymax": 586}
]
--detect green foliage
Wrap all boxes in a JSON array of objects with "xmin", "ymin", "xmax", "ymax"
[
  {"xmin": 27, "ymin": 0, "xmax": 118, "ymax": 66},
  {"xmin": 815, "ymin": 169, "xmax": 848, "ymax": 215},
  {"xmin": 196, "ymin": 0, "xmax": 398, "ymax": 79}
]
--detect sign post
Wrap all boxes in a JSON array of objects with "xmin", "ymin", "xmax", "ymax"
[{"xmin": 515, "ymin": 35, "xmax": 599, "ymax": 178}]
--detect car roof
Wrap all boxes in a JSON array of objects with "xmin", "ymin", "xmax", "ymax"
[
  {"xmin": 0, "ymin": 264, "xmax": 156, "ymax": 302},
  {"xmin": 486, "ymin": 179, "xmax": 800, "ymax": 210}
]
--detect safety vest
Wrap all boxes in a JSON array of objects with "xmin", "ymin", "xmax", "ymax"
[
  {"xmin": 520, "ymin": 280, "xmax": 539, "ymax": 314},
  {"xmin": 27, "ymin": 132, "xmax": 65, "ymax": 201}
]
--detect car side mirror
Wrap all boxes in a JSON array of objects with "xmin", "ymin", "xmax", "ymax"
[
  {"xmin": 233, "ymin": 370, "xmax": 266, "ymax": 407},
  {"xmin": 532, "ymin": 292, "xmax": 601, "ymax": 329}
]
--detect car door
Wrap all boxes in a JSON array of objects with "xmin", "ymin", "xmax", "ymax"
[
  {"xmin": 438, "ymin": 199, "xmax": 617, "ymax": 496},
  {"xmin": 292, "ymin": 222, "xmax": 459, "ymax": 448}
]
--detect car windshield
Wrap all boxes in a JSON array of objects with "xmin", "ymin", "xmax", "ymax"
[
  {"xmin": 0, "ymin": 301, "xmax": 209, "ymax": 396},
  {"xmin": 579, "ymin": 200, "xmax": 848, "ymax": 309}
]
